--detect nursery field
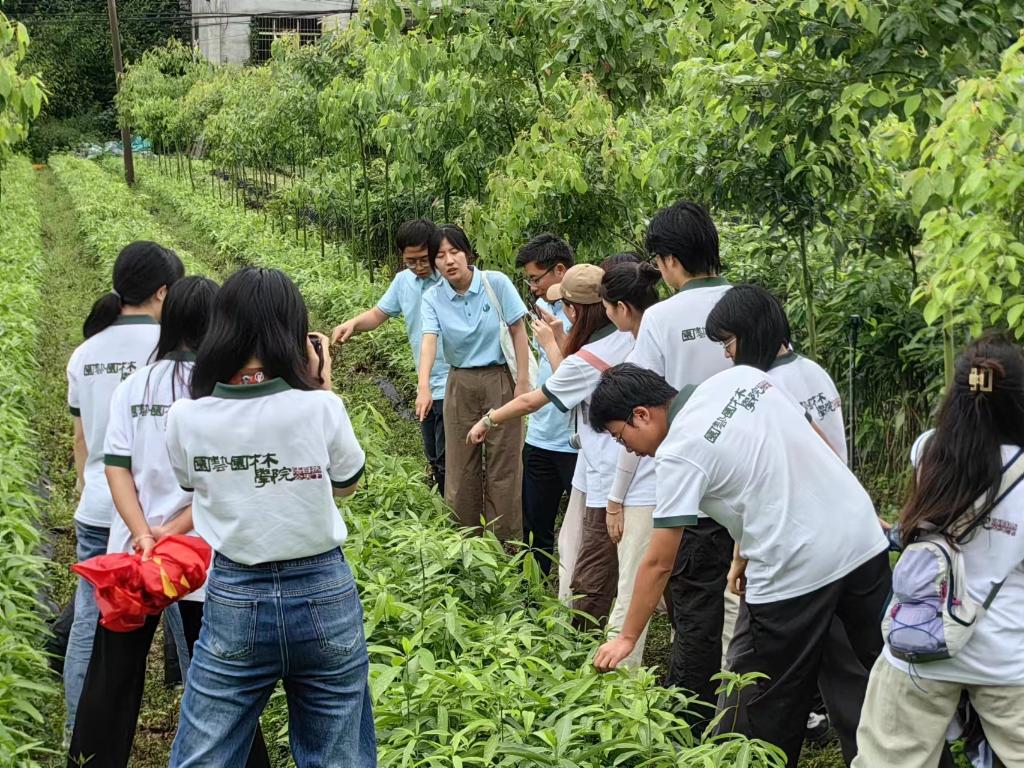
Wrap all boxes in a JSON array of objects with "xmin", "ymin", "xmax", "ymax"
[
  {"xmin": 2, "ymin": 155, "xmax": 854, "ymax": 767},
  {"xmin": 5, "ymin": 0, "xmax": 1024, "ymax": 765}
]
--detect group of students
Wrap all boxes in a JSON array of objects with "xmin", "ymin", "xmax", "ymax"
[
  {"xmin": 58, "ymin": 198, "xmax": 1024, "ymax": 768},
  {"xmin": 64, "ymin": 244, "xmax": 372, "ymax": 766}
]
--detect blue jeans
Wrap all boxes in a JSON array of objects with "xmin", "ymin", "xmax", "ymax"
[
  {"xmin": 64, "ymin": 521, "xmax": 110, "ymax": 738},
  {"xmin": 169, "ymin": 548, "xmax": 376, "ymax": 768}
]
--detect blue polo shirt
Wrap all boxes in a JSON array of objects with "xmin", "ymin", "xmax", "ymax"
[
  {"xmin": 421, "ymin": 267, "xmax": 528, "ymax": 369},
  {"xmin": 527, "ymin": 298, "xmax": 577, "ymax": 453},
  {"xmin": 377, "ymin": 270, "xmax": 450, "ymax": 401}
]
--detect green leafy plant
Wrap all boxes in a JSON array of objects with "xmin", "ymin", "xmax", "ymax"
[{"xmin": 0, "ymin": 156, "xmax": 56, "ymax": 766}]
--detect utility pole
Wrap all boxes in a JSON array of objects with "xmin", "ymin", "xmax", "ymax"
[{"xmin": 107, "ymin": 0, "xmax": 135, "ymax": 185}]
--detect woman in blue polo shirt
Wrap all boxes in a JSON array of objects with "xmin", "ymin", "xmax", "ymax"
[{"xmin": 416, "ymin": 225, "xmax": 531, "ymax": 542}]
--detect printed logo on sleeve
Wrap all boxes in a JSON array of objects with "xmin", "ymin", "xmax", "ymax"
[
  {"xmin": 704, "ymin": 380, "xmax": 773, "ymax": 444},
  {"xmin": 193, "ymin": 453, "xmax": 324, "ymax": 487},
  {"xmin": 84, "ymin": 361, "xmax": 137, "ymax": 380}
]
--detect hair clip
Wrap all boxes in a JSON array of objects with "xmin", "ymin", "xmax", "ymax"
[{"xmin": 969, "ymin": 366, "xmax": 994, "ymax": 392}]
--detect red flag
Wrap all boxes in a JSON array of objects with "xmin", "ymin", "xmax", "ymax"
[{"xmin": 72, "ymin": 536, "xmax": 212, "ymax": 632}]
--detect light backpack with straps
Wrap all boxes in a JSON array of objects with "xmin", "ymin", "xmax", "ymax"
[{"xmin": 882, "ymin": 447, "xmax": 1024, "ymax": 663}]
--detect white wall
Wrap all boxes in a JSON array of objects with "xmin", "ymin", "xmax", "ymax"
[{"xmin": 191, "ymin": 0, "xmax": 358, "ymax": 64}]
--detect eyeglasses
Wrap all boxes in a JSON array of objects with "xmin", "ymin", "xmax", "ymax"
[
  {"xmin": 719, "ymin": 336, "xmax": 737, "ymax": 352},
  {"xmin": 404, "ymin": 257, "xmax": 432, "ymax": 269},
  {"xmin": 525, "ymin": 265, "xmax": 555, "ymax": 286},
  {"xmin": 610, "ymin": 414, "xmax": 636, "ymax": 446}
]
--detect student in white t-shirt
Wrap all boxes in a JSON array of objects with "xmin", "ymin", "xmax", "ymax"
[
  {"xmin": 63, "ymin": 241, "xmax": 184, "ymax": 740},
  {"xmin": 854, "ymin": 335, "xmax": 1024, "ymax": 768},
  {"xmin": 331, "ymin": 219, "xmax": 450, "ymax": 494},
  {"xmin": 68, "ymin": 276, "xmax": 271, "ymax": 768},
  {"xmin": 588, "ymin": 363, "xmax": 890, "ymax": 767},
  {"xmin": 165, "ymin": 267, "xmax": 374, "ymax": 768},
  {"xmin": 610, "ymin": 200, "xmax": 734, "ymax": 721},
  {"xmin": 706, "ymin": 283, "xmax": 869, "ymax": 762}
]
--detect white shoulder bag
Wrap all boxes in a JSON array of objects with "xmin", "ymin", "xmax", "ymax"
[{"xmin": 480, "ymin": 270, "xmax": 538, "ymax": 390}]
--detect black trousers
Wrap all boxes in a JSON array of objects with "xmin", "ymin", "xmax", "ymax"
[
  {"xmin": 666, "ymin": 517, "xmax": 733, "ymax": 726},
  {"xmin": 521, "ymin": 443, "xmax": 577, "ymax": 575},
  {"xmin": 419, "ymin": 398, "xmax": 446, "ymax": 496},
  {"xmin": 68, "ymin": 602, "xmax": 271, "ymax": 768},
  {"xmin": 730, "ymin": 550, "xmax": 892, "ymax": 767},
  {"xmin": 721, "ymin": 606, "xmax": 869, "ymax": 764}
]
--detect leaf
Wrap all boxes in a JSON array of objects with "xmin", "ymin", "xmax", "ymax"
[{"xmin": 903, "ymin": 93, "xmax": 921, "ymax": 118}]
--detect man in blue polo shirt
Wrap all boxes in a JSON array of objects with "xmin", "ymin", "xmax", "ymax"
[
  {"xmin": 331, "ymin": 219, "xmax": 450, "ymax": 493},
  {"xmin": 515, "ymin": 234, "xmax": 578, "ymax": 575}
]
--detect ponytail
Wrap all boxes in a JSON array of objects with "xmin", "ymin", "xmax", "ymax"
[
  {"xmin": 82, "ymin": 241, "xmax": 185, "ymax": 338},
  {"xmin": 83, "ymin": 292, "xmax": 124, "ymax": 339},
  {"xmin": 599, "ymin": 261, "xmax": 661, "ymax": 313}
]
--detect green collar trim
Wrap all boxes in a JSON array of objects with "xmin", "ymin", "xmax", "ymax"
[
  {"xmin": 676, "ymin": 276, "xmax": 729, "ymax": 293},
  {"xmin": 668, "ymin": 385, "xmax": 696, "ymax": 424},
  {"xmin": 212, "ymin": 378, "xmax": 291, "ymax": 399},
  {"xmin": 587, "ymin": 323, "xmax": 617, "ymax": 344},
  {"xmin": 163, "ymin": 350, "xmax": 197, "ymax": 362},
  {"xmin": 113, "ymin": 315, "xmax": 158, "ymax": 326},
  {"xmin": 770, "ymin": 351, "xmax": 800, "ymax": 369}
]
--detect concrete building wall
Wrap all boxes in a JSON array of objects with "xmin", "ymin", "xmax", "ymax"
[{"xmin": 191, "ymin": 0, "xmax": 358, "ymax": 64}]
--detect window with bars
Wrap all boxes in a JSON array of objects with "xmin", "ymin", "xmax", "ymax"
[{"xmin": 251, "ymin": 16, "xmax": 322, "ymax": 63}]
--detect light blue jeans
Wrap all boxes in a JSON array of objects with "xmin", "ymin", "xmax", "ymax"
[
  {"xmin": 169, "ymin": 548, "xmax": 376, "ymax": 767},
  {"xmin": 63, "ymin": 521, "xmax": 110, "ymax": 739}
]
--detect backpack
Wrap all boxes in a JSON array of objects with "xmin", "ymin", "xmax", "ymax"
[{"xmin": 882, "ymin": 448, "xmax": 1024, "ymax": 663}]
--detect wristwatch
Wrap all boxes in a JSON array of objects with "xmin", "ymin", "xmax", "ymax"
[{"xmin": 482, "ymin": 409, "xmax": 497, "ymax": 429}]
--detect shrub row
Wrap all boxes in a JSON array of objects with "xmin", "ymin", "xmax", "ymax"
[{"xmin": 0, "ymin": 157, "xmax": 56, "ymax": 766}]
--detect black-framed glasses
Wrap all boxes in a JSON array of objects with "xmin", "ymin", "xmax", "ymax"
[{"xmin": 525, "ymin": 265, "xmax": 556, "ymax": 286}]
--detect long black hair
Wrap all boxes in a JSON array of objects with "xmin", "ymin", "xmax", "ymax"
[
  {"xmin": 429, "ymin": 224, "xmax": 477, "ymax": 265},
  {"xmin": 83, "ymin": 241, "xmax": 184, "ymax": 339},
  {"xmin": 191, "ymin": 267, "xmax": 319, "ymax": 398},
  {"xmin": 902, "ymin": 333, "xmax": 1024, "ymax": 546},
  {"xmin": 147, "ymin": 276, "xmax": 219, "ymax": 402},
  {"xmin": 706, "ymin": 284, "xmax": 791, "ymax": 371},
  {"xmin": 599, "ymin": 260, "xmax": 661, "ymax": 313}
]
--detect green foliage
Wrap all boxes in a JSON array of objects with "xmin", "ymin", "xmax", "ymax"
[
  {"xmin": 7, "ymin": 0, "xmax": 186, "ymax": 122},
  {"xmin": 908, "ymin": 35, "xmax": 1024, "ymax": 358},
  {"xmin": 0, "ymin": 157, "xmax": 56, "ymax": 766},
  {"xmin": 48, "ymin": 153, "xmax": 206, "ymax": 275},
  {"xmin": 0, "ymin": 12, "xmax": 45, "ymax": 168}
]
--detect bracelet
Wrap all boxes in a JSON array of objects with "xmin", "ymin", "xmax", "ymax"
[
  {"xmin": 132, "ymin": 533, "xmax": 155, "ymax": 547},
  {"xmin": 606, "ymin": 508, "xmax": 623, "ymax": 515},
  {"xmin": 482, "ymin": 409, "xmax": 498, "ymax": 429}
]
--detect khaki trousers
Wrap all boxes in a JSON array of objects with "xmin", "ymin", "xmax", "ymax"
[
  {"xmin": 607, "ymin": 505, "xmax": 654, "ymax": 669},
  {"xmin": 570, "ymin": 506, "xmax": 618, "ymax": 629},
  {"xmin": 557, "ymin": 488, "xmax": 587, "ymax": 604},
  {"xmin": 853, "ymin": 656, "xmax": 1024, "ymax": 768},
  {"xmin": 443, "ymin": 366, "xmax": 523, "ymax": 542}
]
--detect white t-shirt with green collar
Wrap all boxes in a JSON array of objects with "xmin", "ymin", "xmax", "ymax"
[
  {"xmin": 67, "ymin": 316, "xmax": 160, "ymax": 528},
  {"xmin": 627, "ymin": 276, "xmax": 732, "ymax": 390},
  {"xmin": 542, "ymin": 327, "xmax": 656, "ymax": 507},
  {"xmin": 104, "ymin": 353, "xmax": 205, "ymax": 600},
  {"xmin": 165, "ymin": 378, "xmax": 365, "ymax": 566},
  {"xmin": 769, "ymin": 352, "xmax": 847, "ymax": 464},
  {"xmin": 654, "ymin": 365, "xmax": 886, "ymax": 604}
]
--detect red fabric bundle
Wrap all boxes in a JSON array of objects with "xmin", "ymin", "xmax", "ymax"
[{"xmin": 71, "ymin": 535, "xmax": 212, "ymax": 632}]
